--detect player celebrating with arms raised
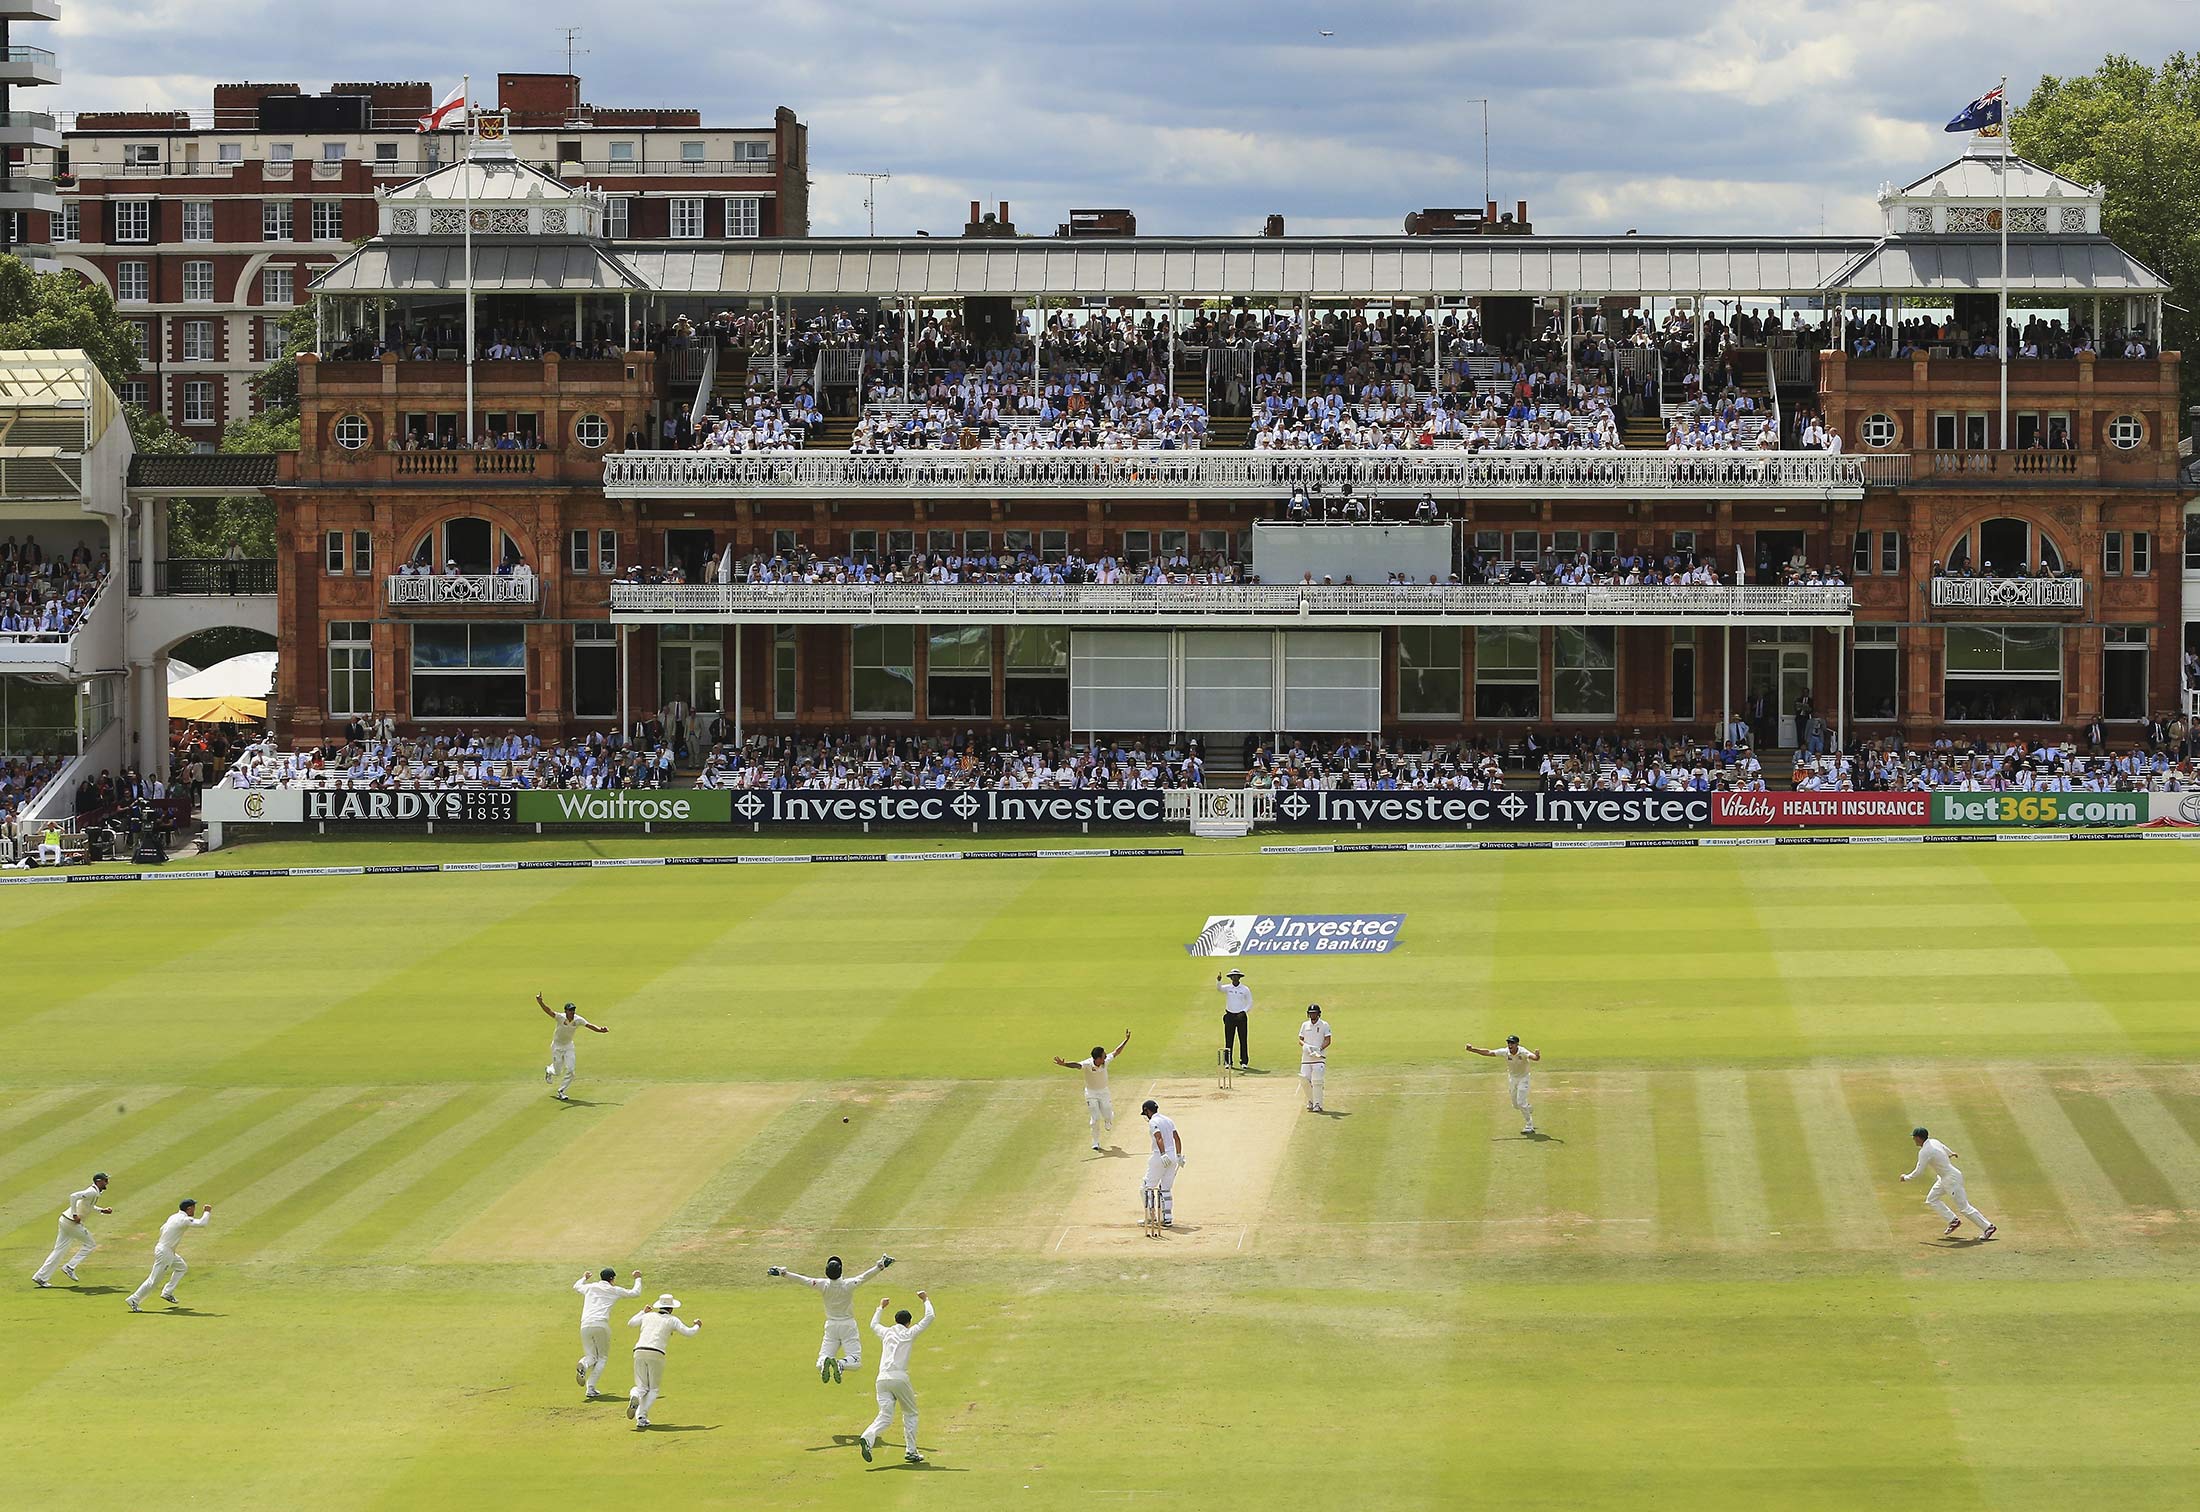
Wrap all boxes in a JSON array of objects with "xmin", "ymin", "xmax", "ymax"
[
  {"xmin": 1053, "ymin": 1030, "xmax": 1130, "ymax": 1151},
  {"xmin": 536, "ymin": 994, "xmax": 609, "ymax": 1102},
  {"xmin": 572, "ymin": 1266, "xmax": 643, "ymax": 1399},
  {"xmin": 1465, "ymin": 1035, "xmax": 1541, "ymax": 1135},
  {"xmin": 767, "ymin": 1252, "xmax": 894, "ymax": 1383}
]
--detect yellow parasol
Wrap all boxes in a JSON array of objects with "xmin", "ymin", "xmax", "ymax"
[{"xmin": 168, "ymin": 695, "xmax": 267, "ymax": 725}]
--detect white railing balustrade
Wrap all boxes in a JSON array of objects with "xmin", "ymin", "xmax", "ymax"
[
  {"xmin": 603, "ymin": 449, "xmax": 1902, "ymax": 499},
  {"xmin": 609, "ymin": 581, "xmax": 1854, "ymax": 625},
  {"xmin": 1928, "ymin": 577, "xmax": 2084, "ymax": 610},
  {"xmin": 385, "ymin": 574, "xmax": 541, "ymax": 607}
]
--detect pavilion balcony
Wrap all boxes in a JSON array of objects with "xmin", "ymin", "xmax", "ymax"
[
  {"xmin": 385, "ymin": 574, "xmax": 541, "ymax": 609},
  {"xmin": 607, "ymin": 581, "xmax": 1854, "ymax": 628},
  {"xmin": 601, "ymin": 449, "xmax": 1903, "ymax": 501},
  {"xmin": 1928, "ymin": 577, "xmax": 2084, "ymax": 610}
]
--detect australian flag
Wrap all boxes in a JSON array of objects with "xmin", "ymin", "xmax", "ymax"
[{"xmin": 1945, "ymin": 86, "xmax": 2004, "ymax": 133}]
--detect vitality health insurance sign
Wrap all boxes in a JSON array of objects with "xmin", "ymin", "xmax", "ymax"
[
  {"xmin": 1186, "ymin": 913, "xmax": 1406, "ymax": 957},
  {"xmin": 1712, "ymin": 791, "xmax": 1932, "ymax": 827}
]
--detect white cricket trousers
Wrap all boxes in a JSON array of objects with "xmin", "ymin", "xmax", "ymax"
[
  {"xmin": 1509, "ymin": 1075, "xmax": 1533, "ymax": 1129},
  {"xmin": 1926, "ymin": 1174, "xmax": 1992, "ymax": 1231},
  {"xmin": 128, "ymin": 1249, "xmax": 186, "ymax": 1305},
  {"xmin": 1085, "ymin": 1090, "xmax": 1115, "ymax": 1143},
  {"xmin": 548, "ymin": 1042, "xmax": 576, "ymax": 1095},
  {"xmin": 1301, "ymin": 1060, "xmax": 1326, "ymax": 1109},
  {"xmin": 863, "ymin": 1372, "xmax": 919, "ymax": 1453},
  {"xmin": 33, "ymin": 1216, "xmax": 95, "ymax": 1283},
  {"xmin": 1143, "ymin": 1152, "xmax": 1180, "ymax": 1223},
  {"xmin": 579, "ymin": 1324, "xmax": 612, "ymax": 1391},
  {"xmin": 630, "ymin": 1348, "xmax": 666, "ymax": 1421},
  {"xmin": 819, "ymin": 1318, "xmax": 862, "ymax": 1368}
]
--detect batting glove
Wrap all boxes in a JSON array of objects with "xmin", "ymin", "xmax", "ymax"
[
  {"xmin": 767, "ymin": 1266, "xmax": 783, "ymax": 1276},
  {"xmin": 879, "ymin": 1255, "xmax": 895, "ymax": 1268}
]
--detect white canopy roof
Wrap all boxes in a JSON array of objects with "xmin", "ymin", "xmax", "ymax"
[{"xmin": 167, "ymin": 651, "xmax": 275, "ymax": 700}]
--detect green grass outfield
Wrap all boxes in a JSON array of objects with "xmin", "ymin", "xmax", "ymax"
[{"xmin": 5, "ymin": 837, "xmax": 2198, "ymax": 1510}]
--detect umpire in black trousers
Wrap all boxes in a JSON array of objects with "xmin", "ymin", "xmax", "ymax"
[{"xmin": 1217, "ymin": 969, "xmax": 1253, "ymax": 1069}]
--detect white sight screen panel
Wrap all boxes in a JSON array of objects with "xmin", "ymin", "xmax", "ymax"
[
  {"xmin": 1181, "ymin": 630, "xmax": 1275, "ymax": 733},
  {"xmin": 1284, "ymin": 630, "xmax": 1381, "ymax": 732},
  {"xmin": 1069, "ymin": 630, "xmax": 1171, "ymax": 732}
]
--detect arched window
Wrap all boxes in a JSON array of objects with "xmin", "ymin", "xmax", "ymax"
[
  {"xmin": 1949, "ymin": 517, "xmax": 2064, "ymax": 579},
  {"xmin": 408, "ymin": 517, "xmax": 527, "ymax": 576}
]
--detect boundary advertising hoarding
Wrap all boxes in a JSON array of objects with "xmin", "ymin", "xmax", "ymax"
[
  {"xmin": 1713, "ymin": 792, "xmax": 1932, "ymax": 827},
  {"xmin": 1930, "ymin": 792, "xmax": 2152, "ymax": 828}
]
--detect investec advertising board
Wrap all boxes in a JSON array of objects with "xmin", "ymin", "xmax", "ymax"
[{"xmin": 1270, "ymin": 789, "xmax": 1712, "ymax": 830}]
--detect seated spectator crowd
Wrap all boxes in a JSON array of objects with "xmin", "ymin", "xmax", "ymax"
[
  {"xmin": 1, "ymin": 538, "xmax": 109, "ymax": 639},
  {"xmin": 697, "ymin": 731, "xmax": 1205, "ymax": 790},
  {"xmin": 220, "ymin": 728, "xmax": 676, "ymax": 791}
]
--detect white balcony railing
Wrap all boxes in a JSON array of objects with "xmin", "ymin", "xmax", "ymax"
[
  {"xmin": 1929, "ymin": 577, "xmax": 2084, "ymax": 610},
  {"xmin": 608, "ymin": 581, "xmax": 1855, "ymax": 626},
  {"xmin": 603, "ymin": 449, "xmax": 1901, "ymax": 500},
  {"xmin": 385, "ymin": 574, "xmax": 540, "ymax": 607}
]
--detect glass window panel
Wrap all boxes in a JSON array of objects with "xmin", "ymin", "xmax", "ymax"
[
  {"xmin": 1553, "ymin": 626, "xmax": 1617, "ymax": 718},
  {"xmin": 1006, "ymin": 626, "xmax": 1069, "ymax": 673},
  {"xmin": 1398, "ymin": 627, "xmax": 1463, "ymax": 719},
  {"xmin": 853, "ymin": 625, "xmax": 916, "ymax": 717}
]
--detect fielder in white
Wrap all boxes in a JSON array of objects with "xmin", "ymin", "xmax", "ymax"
[
  {"xmin": 767, "ymin": 1253, "xmax": 894, "ymax": 1383},
  {"xmin": 573, "ymin": 1266, "xmax": 643, "ymax": 1399},
  {"xmin": 627, "ymin": 1294, "xmax": 702, "ymax": 1429},
  {"xmin": 1465, "ymin": 1035, "xmax": 1541, "ymax": 1134},
  {"xmin": 126, "ymin": 1197, "xmax": 211, "ymax": 1312},
  {"xmin": 536, "ymin": 993, "xmax": 609, "ymax": 1101},
  {"xmin": 1053, "ymin": 1030, "xmax": 1131, "ymax": 1151},
  {"xmin": 857, "ymin": 1291, "xmax": 934, "ymax": 1465},
  {"xmin": 31, "ymin": 1172, "xmax": 112, "ymax": 1287},
  {"xmin": 1298, "ymin": 1005, "xmax": 1333, "ymax": 1112},
  {"xmin": 1902, "ymin": 1127, "xmax": 1998, "ymax": 1240},
  {"xmin": 1140, "ymin": 1098, "xmax": 1185, "ymax": 1228}
]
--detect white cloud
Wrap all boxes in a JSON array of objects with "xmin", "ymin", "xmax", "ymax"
[{"xmin": 44, "ymin": 0, "xmax": 2197, "ymax": 239}]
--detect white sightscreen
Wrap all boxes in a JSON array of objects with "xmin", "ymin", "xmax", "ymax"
[
  {"xmin": 1284, "ymin": 630, "xmax": 1381, "ymax": 732},
  {"xmin": 1070, "ymin": 630, "xmax": 1171, "ymax": 732},
  {"xmin": 1181, "ymin": 630, "xmax": 1275, "ymax": 732}
]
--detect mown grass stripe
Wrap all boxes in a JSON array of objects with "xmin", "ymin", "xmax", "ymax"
[
  {"xmin": 0, "ymin": 1088, "xmax": 91, "ymax": 1146},
  {"xmin": 2045, "ymin": 1079, "xmax": 2185, "ymax": 1216},
  {"xmin": 1833, "ymin": 1067, "xmax": 1935, "ymax": 1238},
  {"xmin": 893, "ymin": 1084, "xmax": 1051, "ymax": 1220},
  {"xmin": 1419, "ymin": 1075, "xmax": 1498, "ymax": 1239},
  {"xmin": 179, "ymin": 1089, "xmax": 394, "ymax": 1222},
  {"xmin": 2097, "ymin": 1085, "xmax": 2200, "ymax": 1210},
  {"xmin": 316, "ymin": 1087, "xmax": 552, "ymax": 1259},
  {"xmin": 0, "ymin": 1088, "xmax": 257, "ymax": 1244},
  {"xmin": 0, "ymin": 1090, "xmax": 163, "ymax": 1188},
  {"xmin": 1294, "ymin": 1082, "xmax": 1401, "ymax": 1259},
  {"xmin": 1593, "ymin": 1071, "xmax": 1658, "ymax": 1255},
  {"xmin": 1648, "ymin": 1072, "xmax": 1714, "ymax": 1247},
  {"xmin": 829, "ymin": 1088, "xmax": 999, "ymax": 1235},
  {"xmin": 1745, "ymin": 1071, "xmax": 1829, "ymax": 1242},
  {"xmin": 0, "ymin": 1088, "xmax": 194, "ymax": 1206},
  {"xmin": 1789, "ymin": 1068, "xmax": 1895, "ymax": 1248},
  {"xmin": 719, "ymin": 1096, "xmax": 901, "ymax": 1234},
  {"xmin": 945, "ymin": 1093, "xmax": 1082, "ymax": 1228},
  {"xmin": 1982, "ymin": 1068, "xmax": 2128, "ymax": 1239},
  {"xmin": 361, "ymin": 1093, "xmax": 604, "ymax": 1263},
  {"xmin": 223, "ymin": 1089, "xmax": 472, "ymax": 1253},
  {"xmin": 648, "ymin": 1097, "xmax": 839, "ymax": 1251},
  {"xmin": 1694, "ymin": 1069, "xmax": 1772, "ymax": 1250},
  {"xmin": 765, "ymin": 1093, "xmax": 954, "ymax": 1237}
]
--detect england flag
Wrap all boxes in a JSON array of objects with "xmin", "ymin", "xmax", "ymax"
[{"xmin": 418, "ymin": 84, "xmax": 466, "ymax": 134}]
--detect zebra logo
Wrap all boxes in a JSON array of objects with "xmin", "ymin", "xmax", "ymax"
[{"xmin": 1186, "ymin": 915, "xmax": 1255, "ymax": 957}]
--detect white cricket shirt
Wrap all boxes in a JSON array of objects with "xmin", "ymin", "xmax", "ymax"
[
  {"xmin": 1148, "ymin": 1112, "xmax": 1180, "ymax": 1155},
  {"xmin": 1299, "ymin": 1019, "xmax": 1332, "ymax": 1063},
  {"xmin": 64, "ymin": 1185, "xmax": 103, "ymax": 1222},
  {"xmin": 550, "ymin": 1013, "xmax": 593, "ymax": 1047},
  {"xmin": 575, "ymin": 1275, "xmax": 641, "ymax": 1328},
  {"xmin": 1218, "ymin": 982, "xmax": 1253, "ymax": 1014},
  {"xmin": 155, "ymin": 1209, "xmax": 209, "ymax": 1253},
  {"xmin": 871, "ymin": 1299, "xmax": 934, "ymax": 1376},
  {"xmin": 1501, "ymin": 1047, "xmax": 1535, "ymax": 1078},
  {"xmin": 1078, "ymin": 1055, "xmax": 1113, "ymax": 1093},
  {"xmin": 787, "ymin": 1263, "xmax": 882, "ymax": 1322},
  {"xmin": 629, "ymin": 1310, "xmax": 700, "ymax": 1350},
  {"xmin": 1907, "ymin": 1138, "xmax": 1959, "ymax": 1181}
]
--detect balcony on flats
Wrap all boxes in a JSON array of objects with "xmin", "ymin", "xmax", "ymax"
[
  {"xmin": 385, "ymin": 573, "xmax": 542, "ymax": 610},
  {"xmin": 601, "ymin": 449, "xmax": 1902, "ymax": 501},
  {"xmin": 608, "ymin": 581, "xmax": 1855, "ymax": 628}
]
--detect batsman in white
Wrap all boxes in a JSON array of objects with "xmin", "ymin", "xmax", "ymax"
[
  {"xmin": 1902, "ymin": 1127, "xmax": 1998, "ymax": 1240},
  {"xmin": 126, "ymin": 1197, "xmax": 211, "ymax": 1312},
  {"xmin": 1298, "ymin": 1005, "xmax": 1333, "ymax": 1112},
  {"xmin": 1052, "ymin": 1029, "xmax": 1131, "ymax": 1151},
  {"xmin": 572, "ymin": 1266, "xmax": 643, "ymax": 1399},
  {"xmin": 1140, "ymin": 1097, "xmax": 1185, "ymax": 1228},
  {"xmin": 856, "ymin": 1291, "xmax": 934, "ymax": 1465},
  {"xmin": 31, "ymin": 1171, "xmax": 111, "ymax": 1287},
  {"xmin": 536, "ymin": 993, "xmax": 609, "ymax": 1102},
  {"xmin": 627, "ymin": 1294, "xmax": 702, "ymax": 1430},
  {"xmin": 1465, "ymin": 1035, "xmax": 1541, "ymax": 1134},
  {"xmin": 767, "ymin": 1253, "xmax": 894, "ymax": 1383}
]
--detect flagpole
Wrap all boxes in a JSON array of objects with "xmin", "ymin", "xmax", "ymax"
[
  {"xmin": 462, "ymin": 73, "xmax": 476, "ymax": 448},
  {"xmin": 1996, "ymin": 73, "xmax": 2008, "ymax": 449}
]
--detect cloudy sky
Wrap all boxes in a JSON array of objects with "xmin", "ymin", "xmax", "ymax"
[{"xmin": 52, "ymin": 0, "xmax": 2192, "ymax": 238}]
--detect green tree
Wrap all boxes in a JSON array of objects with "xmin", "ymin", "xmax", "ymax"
[
  {"xmin": 2012, "ymin": 53, "xmax": 2200, "ymax": 421},
  {"xmin": 249, "ymin": 304, "xmax": 318, "ymax": 414},
  {"xmin": 0, "ymin": 256, "xmax": 140, "ymax": 392}
]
